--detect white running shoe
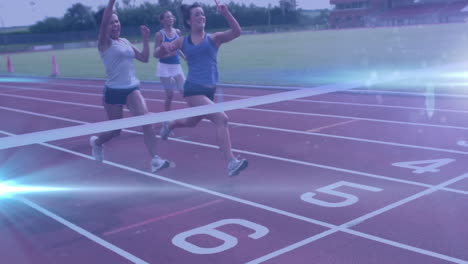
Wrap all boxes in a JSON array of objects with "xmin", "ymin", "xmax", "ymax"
[
  {"xmin": 89, "ymin": 136, "xmax": 104, "ymax": 162},
  {"xmin": 151, "ymin": 155, "xmax": 170, "ymax": 173},
  {"xmin": 160, "ymin": 122, "xmax": 172, "ymax": 140},
  {"xmin": 227, "ymin": 158, "xmax": 248, "ymax": 177}
]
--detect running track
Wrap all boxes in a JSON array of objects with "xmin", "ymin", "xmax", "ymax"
[{"xmin": 0, "ymin": 78, "xmax": 467, "ymax": 264}]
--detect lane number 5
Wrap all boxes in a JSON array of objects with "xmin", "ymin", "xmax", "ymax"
[{"xmin": 301, "ymin": 181, "xmax": 383, "ymax": 207}]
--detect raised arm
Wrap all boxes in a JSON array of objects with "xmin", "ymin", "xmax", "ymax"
[
  {"xmin": 98, "ymin": 0, "xmax": 116, "ymax": 52},
  {"xmin": 211, "ymin": 3, "xmax": 242, "ymax": 48},
  {"xmin": 132, "ymin": 25, "xmax": 150, "ymax": 62}
]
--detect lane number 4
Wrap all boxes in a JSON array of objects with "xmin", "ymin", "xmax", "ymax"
[{"xmin": 392, "ymin": 158, "xmax": 454, "ymax": 174}]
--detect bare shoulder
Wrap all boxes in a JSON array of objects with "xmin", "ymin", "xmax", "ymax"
[
  {"xmin": 210, "ymin": 31, "xmax": 224, "ymax": 40},
  {"xmin": 155, "ymin": 31, "xmax": 162, "ymax": 38},
  {"xmin": 211, "ymin": 31, "xmax": 222, "ymax": 37},
  {"xmin": 210, "ymin": 31, "xmax": 223, "ymax": 42}
]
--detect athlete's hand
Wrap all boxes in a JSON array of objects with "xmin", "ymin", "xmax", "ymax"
[
  {"xmin": 214, "ymin": 0, "xmax": 229, "ymax": 16},
  {"xmin": 160, "ymin": 42, "xmax": 176, "ymax": 53},
  {"xmin": 140, "ymin": 25, "xmax": 150, "ymax": 39},
  {"xmin": 216, "ymin": 4, "xmax": 229, "ymax": 16}
]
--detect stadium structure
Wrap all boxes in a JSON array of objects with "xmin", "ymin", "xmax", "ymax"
[{"xmin": 329, "ymin": 0, "xmax": 468, "ymax": 28}]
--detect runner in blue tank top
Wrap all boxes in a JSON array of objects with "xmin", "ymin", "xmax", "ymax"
[
  {"xmin": 153, "ymin": 10, "xmax": 185, "ymax": 112},
  {"xmin": 155, "ymin": 1, "xmax": 248, "ymax": 177}
]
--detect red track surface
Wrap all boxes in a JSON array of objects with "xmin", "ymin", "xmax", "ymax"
[{"xmin": 0, "ymin": 79, "xmax": 467, "ymax": 263}]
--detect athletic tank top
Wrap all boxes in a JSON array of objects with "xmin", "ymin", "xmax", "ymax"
[
  {"xmin": 182, "ymin": 33, "xmax": 218, "ymax": 86},
  {"xmin": 159, "ymin": 29, "xmax": 181, "ymax": 64},
  {"xmin": 100, "ymin": 38, "xmax": 140, "ymax": 89}
]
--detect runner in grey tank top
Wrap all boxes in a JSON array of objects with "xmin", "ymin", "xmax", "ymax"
[
  {"xmin": 155, "ymin": 2, "xmax": 248, "ymax": 177},
  {"xmin": 90, "ymin": 0, "xmax": 171, "ymax": 173}
]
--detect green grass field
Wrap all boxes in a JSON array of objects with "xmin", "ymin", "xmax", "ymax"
[{"xmin": 1, "ymin": 22, "xmax": 468, "ymax": 87}]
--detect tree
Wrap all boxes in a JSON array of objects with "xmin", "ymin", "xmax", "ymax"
[
  {"xmin": 122, "ymin": 0, "xmax": 135, "ymax": 8},
  {"xmin": 279, "ymin": 0, "xmax": 297, "ymax": 16},
  {"xmin": 30, "ymin": 17, "xmax": 64, "ymax": 33},
  {"xmin": 267, "ymin": 4, "xmax": 272, "ymax": 26},
  {"xmin": 63, "ymin": 3, "xmax": 96, "ymax": 31},
  {"xmin": 158, "ymin": 0, "xmax": 172, "ymax": 7}
]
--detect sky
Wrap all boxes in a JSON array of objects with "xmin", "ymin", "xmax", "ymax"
[{"xmin": 0, "ymin": 0, "xmax": 332, "ymax": 27}]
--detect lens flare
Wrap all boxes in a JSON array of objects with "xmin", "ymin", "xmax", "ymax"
[
  {"xmin": 0, "ymin": 77, "xmax": 46, "ymax": 83},
  {"xmin": 0, "ymin": 182, "xmax": 70, "ymax": 198}
]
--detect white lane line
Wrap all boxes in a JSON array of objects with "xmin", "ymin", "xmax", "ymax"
[
  {"xmin": 4, "ymin": 128, "xmax": 467, "ymax": 264},
  {"xmin": 1, "ymin": 106, "xmax": 467, "ymax": 196},
  {"xmin": 2, "ymin": 93, "xmax": 468, "ymax": 157},
  {"xmin": 3, "ymin": 84, "xmax": 468, "ymax": 132},
  {"xmin": 351, "ymin": 88, "xmax": 468, "ymax": 99},
  {"xmin": 247, "ymin": 172, "xmax": 468, "ymax": 264},
  {"xmin": 0, "ymin": 82, "xmax": 361, "ymax": 150},
  {"xmin": 3, "ymin": 83, "xmax": 468, "ymax": 115},
  {"xmin": 16, "ymin": 197, "xmax": 150, "ymax": 264}
]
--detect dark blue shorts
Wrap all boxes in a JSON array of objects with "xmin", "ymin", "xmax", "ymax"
[
  {"xmin": 103, "ymin": 86, "xmax": 139, "ymax": 105},
  {"xmin": 183, "ymin": 81, "xmax": 216, "ymax": 101}
]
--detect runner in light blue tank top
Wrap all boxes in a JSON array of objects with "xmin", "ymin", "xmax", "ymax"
[
  {"xmin": 182, "ymin": 33, "xmax": 219, "ymax": 86},
  {"xmin": 159, "ymin": 29, "xmax": 180, "ymax": 65},
  {"xmin": 154, "ymin": 10, "xmax": 185, "ymax": 112},
  {"xmin": 155, "ymin": 2, "xmax": 248, "ymax": 177}
]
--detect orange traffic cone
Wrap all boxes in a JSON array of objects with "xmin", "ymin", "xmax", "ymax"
[
  {"xmin": 51, "ymin": 55, "xmax": 59, "ymax": 77},
  {"xmin": 6, "ymin": 56, "xmax": 13, "ymax": 73}
]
